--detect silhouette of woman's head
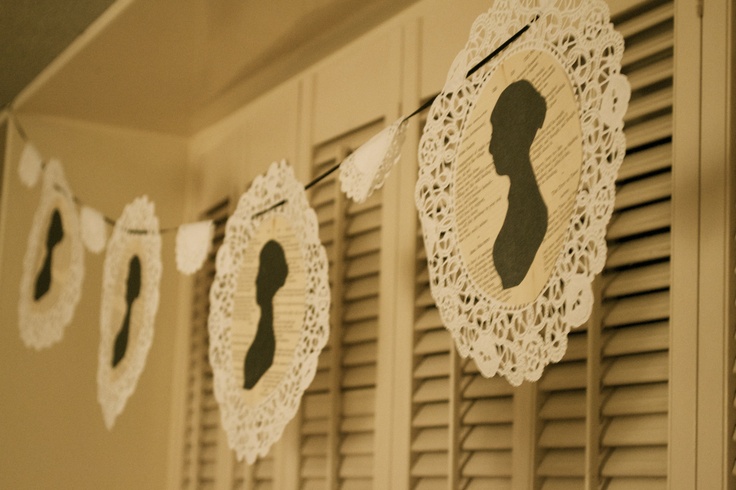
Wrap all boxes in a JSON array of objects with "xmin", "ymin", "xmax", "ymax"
[
  {"xmin": 256, "ymin": 240, "xmax": 289, "ymax": 305},
  {"xmin": 489, "ymin": 79, "xmax": 547, "ymax": 176}
]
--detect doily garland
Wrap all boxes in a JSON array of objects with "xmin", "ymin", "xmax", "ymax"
[
  {"xmin": 208, "ymin": 160, "xmax": 330, "ymax": 463},
  {"xmin": 415, "ymin": 0, "xmax": 629, "ymax": 385},
  {"xmin": 339, "ymin": 117, "xmax": 409, "ymax": 203},
  {"xmin": 18, "ymin": 159, "xmax": 85, "ymax": 349},
  {"xmin": 97, "ymin": 196, "xmax": 162, "ymax": 429}
]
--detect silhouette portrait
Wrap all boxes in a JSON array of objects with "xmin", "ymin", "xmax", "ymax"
[
  {"xmin": 112, "ymin": 255, "xmax": 142, "ymax": 367},
  {"xmin": 489, "ymin": 79, "xmax": 548, "ymax": 289},
  {"xmin": 244, "ymin": 240, "xmax": 289, "ymax": 390},
  {"xmin": 34, "ymin": 208, "xmax": 64, "ymax": 301}
]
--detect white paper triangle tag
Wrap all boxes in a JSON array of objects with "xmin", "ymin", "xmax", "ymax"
[
  {"xmin": 80, "ymin": 206, "xmax": 108, "ymax": 254},
  {"xmin": 18, "ymin": 142, "xmax": 43, "ymax": 188},
  {"xmin": 339, "ymin": 118, "xmax": 408, "ymax": 203},
  {"xmin": 175, "ymin": 220, "xmax": 214, "ymax": 275}
]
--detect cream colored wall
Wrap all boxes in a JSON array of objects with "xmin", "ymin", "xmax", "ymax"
[{"xmin": 0, "ymin": 115, "xmax": 187, "ymax": 489}]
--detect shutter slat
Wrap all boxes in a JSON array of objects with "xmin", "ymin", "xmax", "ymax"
[
  {"xmin": 343, "ymin": 365, "xmax": 377, "ymax": 388},
  {"xmin": 539, "ymin": 361, "xmax": 587, "ymax": 391},
  {"xmin": 413, "ymin": 427, "xmax": 449, "ymax": 451},
  {"xmin": 616, "ymin": 2, "xmax": 674, "ymax": 39},
  {"xmin": 415, "ymin": 329, "xmax": 451, "ymax": 355},
  {"xmin": 461, "ymin": 451, "xmax": 512, "ymax": 477},
  {"xmin": 607, "ymin": 201, "xmax": 671, "ymax": 240},
  {"xmin": 462, "ymin": 425, "xmax": 513, "ymax": 450},
  {"xmin": 415, "ymin": 353, "xmax": 451, "ymax": 378},
  {"xmin": 416, "ymin": 309, "xmax": 444, "ymax": 330},
  {"xmin": 411, "ymin": 453, "xmax": 448, "ymax": 477},
  {"xmin": 344, "ymin": 275, "xmax": 379, "ymax": 301},
  {"xmin": 614, "ymin": 172, "xmax": 671, "ymax": 211},
  {"xmin": 621, "ymin": 29, "xmax": 673, "ymax": 68},
  {"xmin": 627, "ymin": 58, "xmax": 673, "ymax": 93},
  {"xmin": 539, "ymin": 391, "xmax": 587, "ymax": 420},
  {"xmin": 604, "ymin": 262, "xmax": 670, "ymax": 298},
  {"xmin": 618, "ymin": 139, "xmax": 670, "ymax": 181},
  {"xmin": 345, "ymin": 229, "xmax": 381, "ymax": 258},
  {"xmin": 624, "ymin": 87, "xmax": 672, "ymax": 123},
  {"xmin": 343, "ymin": 388, "xmax": 376, "ymax": 416},
  {"xmin": 346, "ymin": 208, "xmax": 381, "ymax": 236},
  {"xmin": 539, "ymin": 420, "xmax": 586, "ymax": 448},
  {"xmin": 606, "ymin": 232, "xmax": 670, "ymax": 269},
  {"xmin": 602, "ymin": 383, "xmax": 668, "ymax": 416},
  {"xmin": 537, "ymin": 449, "xmax": 585, "ymax": 476},
  {"xmin": 414, "ymin": 378, "xmax": 451, "ymax": 403},
  {"xmin": 463, "ymin": 399, "xmax": 514, "ymax": 424},
  {"xmin": 601, "ymin": 447, "xmax": 667, "ymax": 477},
  {"xmin": 602, "ymin": 414, "xmax": 668, "ymax": 446},
  {"xmin": 343, "ymin": 342, "xmax": 377, "ymax": 366},
  {"xmin": 624, "ymin": 115, "xmax": 672, "ymax": 150},
  {"xmin": 463, "ymin": 375, "xmax": 514, "ymax": 398},
  {"xmin": 343, "ymin": 319, "xmax": 378, "ymax": 343},
  {"xmin": 604, "ymin": 291, "xmax": 669, "ymax": 327},
  {"xmin": 340, "ymin": 433, "xmax": 374, "ymax": 454},
  {"xmin": 603, "ymin": 322, "xmax": 669, "ymax": 357},
  {"xmin": 341, "ymin": 415, "xmax": 375, "ymax": 433},
  {"xmin": 603, "ymin": 352, "xmax": 669, "ymax": 386},
  {"xmin": 413, "ymin": 402, "xmax": 449, "ymax": 428}
]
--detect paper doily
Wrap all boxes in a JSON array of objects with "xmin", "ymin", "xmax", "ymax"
[
  {"xmin": 18, "ymin": 141, "xmax": 43, "ymax": 188},
  {"xmin": 339, "ymin": 118, "xmax": 408, "ymax": 203},
  {"xmin": 175, "ymin": 220, "xmax": 213, "ymax": 275},
  {"xmin": 80, "ymin": 205, "xmax": 108, "ymax": 254},
  {"xmin": 415, "ymin": 0, "xmax": 629, "ymax": 385},
  {"xmin": 97, "ymin": 196, "xmax": 162, "ymax": 429},
  {"xmin": 18, "ymin": 160, "xmax": 85, "ymax": 349},
  {"xmin": 208, "ymin": 160, "xmax": 330, "ymax": 463}
]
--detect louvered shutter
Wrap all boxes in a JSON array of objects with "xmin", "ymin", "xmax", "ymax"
[
  {"xmin": 535, "ymin": 1, "xmax": 674, "ymax": 487},
  {"xmin": 181, "ymin": 198, "xmax": 277, "ymax": 490},
  {"xmin": 599, "ymin": 1, "xmax": 672, "ymax": 487},
  {"xmin": 300, "ymin": 121, "xmax": 385, "ymax": 489},
  {"xmin": 181, "ymin": 199, "xmax": 230, "ymax": 489},
  {"xmin": 411, "ymin": 104, "xmax": 517, "ymax": 490}
]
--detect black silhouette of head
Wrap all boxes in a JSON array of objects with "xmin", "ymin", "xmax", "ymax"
[
  {"xmin": 112, "ymin": 255, "xmax": 142, "ymax": 368},
  {"xmin": 244, "ymin": 240, "xmax": 289, "ymax": 390},
  {"xmin": 34, "ymin": 208, "xmax": 64, "ymax": 301},
  {"xmin": 489, "ymin": 79, "xmax": 547, "ymax": 176},
  {"xmin": 488, "ymin": 80, "xmax": 549, "ymax": 290},
  {"xmin": 256, "ymin": 240, "xmax": 288, "ymax": 305}
]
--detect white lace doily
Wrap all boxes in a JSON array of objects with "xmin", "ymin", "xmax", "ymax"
[
  {"xmin": 97, "ymin": 196, "xmax": 162, "ymax": 429},
  {"xmin": 17, "ymin": 141, "xmax": 43, "ymax": 188},
  {"xmin": 80, "ymin": 205, "xmax": 108, "ymax": 254},
  {"xmin": 18, "ymin": 160, "xmax": 85, "ymax": 350},
  {"xmin": 175, "ymin": 220, "xmax": 213, "ymax": 275},
  {"xmin": 415, "ymin": 0, "xmax": 628, "ymax": 385},
  {"xmin": 208, "ymin": 160, "xmax": 330, "ymax": 463},
  {"xmin": 339, "ymin": 118, "xmax": 408, "ymax": 203}
]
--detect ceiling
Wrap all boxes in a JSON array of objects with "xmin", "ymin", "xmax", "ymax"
[
  {"xmin": 1, "ymin": 0, "xmax": 420, "ymax": 135},
  {"xmin": 0, "ymin": 0, "xmax": 116, "ymax": 111}
]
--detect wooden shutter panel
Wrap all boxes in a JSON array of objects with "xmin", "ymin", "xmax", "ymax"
[
  {"xmin": 411, "ymin": 105, "xmax": 516, "ymax": 490},
  {"xmin": 533, "ymin": 0, "xmax": 674, "ymax": 487},
  {"xmin": 181, "ymin": 199, "xmax": 230, "ymax": 489},
  {"xmin": 412, "ymin": 223, "xmax": 453, "ymax": 490},
  {"xmin": 300, "ymin": 121, "xmax": 384, "ymax": 490},
  {"xmin": 600, "ymin": 1, "xmax": 673, "ymax": 487}
]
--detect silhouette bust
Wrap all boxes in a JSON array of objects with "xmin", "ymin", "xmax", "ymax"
[
  {"xmin": 244, "ymin": 240, "xmax": 289, "ymax": 390},
  {"xmin": 489, "ymin": 79, "xmax": 548, "ymax": 289},
  {"xmin": 112, "ymin": 255, "xmax": 142, "ymax": 367},
  {"xmin": 34, "ymin": 209, "xmax": 64, "ymax": 301}
]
